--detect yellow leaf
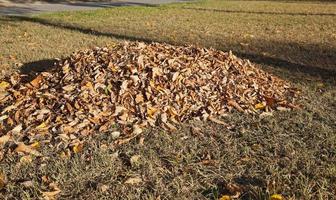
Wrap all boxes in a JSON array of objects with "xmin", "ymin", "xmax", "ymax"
[
  {"xmin": 62, "ymin": 64, "xmax": 70, "ymax": 74},
  {"xmin": 270, "ymin": 194, "xmax": 283, "ymax": 200},
  {"xmin": 85, "ymin": 82, "xmax": 94, "ymax": 90},
  {"xmin": 147, "ymin": 106, "xmax": 157, "ymax": 117},
  {"xmin": 255, "ymin": 102, "xmax": 266, "ymax": 110},
  {"xmin": 0, "ymin": 81, "xmax": 10, "ymax": 89},
  {"xmin": 20, "ymin": 155, "xmax": 33, "ymax": 163},
  {"xmin": 156, "ymin": 85, "xmax": 166, "ymax": 93},
  {"xmin": 36, "ymin": 122, "xmax": 47, "ymax": 129},
  {"xmin": 30, "ymin": 141, "xmax": 40, "ymax": 149},
  {"xmin": 59, "ymin": 150, "xmax": 71, "ymax": 159},
  {"xmin": 73, "ymin": 143, "xmax": 83, "ymax": 153},
  {"xmin": 317, "ymin": 82, "xmax": 324, "ymax": 87},
  {"xmin": 42, "ymin": 190, "xmax": 61, "ymax": 200},
  {"xmin": 219, "ymin": 195, "xmax": 231, "ymax": 200}
]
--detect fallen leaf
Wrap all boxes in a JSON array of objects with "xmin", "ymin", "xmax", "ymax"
[
  {"xmin": 20, "ymin": 180, "xmax": 34, "ymax": 188},
  {"xmin": 255, "ymin": 102, "xmax": 266, "ymax": 110},
  {"xmin": 29, "ymin": 75, "xmax": 43, "ymax": 88},
  {"xmin": 259, "ymin": 112, "xmax": 273, "ymax": 118},
  {"xmin": 228, "ymin": 100, "xmax": 245, "ymax": 113},
  {"xmin": 20, "ymin": 155, "xmax": 33, "ymax": 163},
  {"xmin": 130, "ymin": 155, "xmax": 141, "ymax": 166},
  {"xmin": 208, "ymin": 116, "xmax": 228, "ymax": 125},
  {"xmin": 98, "ymin": 184, "xmax": 109, "ymax": 193},
  {"xmin": 30, "ymin": 141, "xmax": 40, "ymax": 149},
  {"xmin": 42, "ymin": 190, "xmax": 61, "ymax": 200},
  {"xmin": 0, "ymin": 134, "xmax": 11, "ymax": 145},
  {"xmin": 0, "ymin": 81, "xmax": 10, "ymax": 89},
  {"xmin": 0, "ymin": 172, "xmax": 6, "ymax": 189},
  {"xmin": 270, "ymin": 194, "xmax": 283, "ymax": 200},
  {"xmin": 59, "ymin": 150, "xmax": 71, "ymax": 159},
  {"xmin": 219, "ymin": 195, "xmax": 231, "ymax": 200},
  {"xmin": 36, "ymin": 122, "xmax": 47, "ymax": 130},
  {"xmin": 11, "ymin": 124, "xmax": 23, "ymax": 134},
  {"xmin": 124, "ymin": 177, "xmax": 142, "ymax": 185},
  {"xmin": 15, "ymin": 143, "xmax": 41, "ymax": 156},
  {"xmin": 111, "ymin": 131, "xmax": 121, "ymax": 139},
  {"xmin": 73, "ymin": 143, "xmax": 83, "ymax": 153},
  {"xmin": 132, "ymin": 125, "xmax": 143, "ymax": 135}
]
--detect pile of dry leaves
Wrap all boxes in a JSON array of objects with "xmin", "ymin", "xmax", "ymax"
[{"xmin": 0, "ymin": 42, "xmax": 299, "ymax": 158}]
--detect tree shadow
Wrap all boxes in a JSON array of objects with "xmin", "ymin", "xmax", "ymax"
[
  {"xmin": 201, "ymin": 177, "xmax": 267, "ymax": 200},
  {"xmin": 181, "ymin": 7, "xmax": 336, "ymax": 17},
  {"xmin": 5, "ymin": 15, "xmax": 156, "ymax": 42},
  {"xmin": 3, "ymin": 15, "xmax": 336, "ymax": 83}
]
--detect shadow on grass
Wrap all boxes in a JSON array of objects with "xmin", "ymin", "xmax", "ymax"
[
  {"xmin": 4, "ymin": 15, "xmax": 336, "ymax": 82},
  {"xmin": 201, "ymin": 177, "xmax": 267, "ymax": 200},
  {"xmin": 181, "ymin": 7, "xmax": 336, "ymax": 17},
  {"xmin": 20, "ymin": 59, "xmax": 57, "ymax": 74},
  {"xmin": 18, "ymin": 59, "xmax": 58, "ymax": 82}
]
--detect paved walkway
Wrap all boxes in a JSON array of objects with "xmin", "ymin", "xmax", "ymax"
[{"xmin": 0, "ymin": 0, "xmax": 188, "ymax": 15}]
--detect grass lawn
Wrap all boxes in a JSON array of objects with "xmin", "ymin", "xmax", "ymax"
[{"xmin": 0, "ymin": 0, "xmax": 335, "ymax": 199}]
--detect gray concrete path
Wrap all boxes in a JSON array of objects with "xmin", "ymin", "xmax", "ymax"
[{"xmin": 0, "ymin": 0, "xmax": 188, "ymax": 15}]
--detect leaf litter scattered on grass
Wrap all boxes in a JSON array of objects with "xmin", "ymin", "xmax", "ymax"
[{"xmin": 0, "ymin": 41, "xmax": 300, "ymax": 159}]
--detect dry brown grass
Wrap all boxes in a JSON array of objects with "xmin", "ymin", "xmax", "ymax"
[{"xmin": 0, "ymin": 0, "xmax": 335, "ymax": 199}]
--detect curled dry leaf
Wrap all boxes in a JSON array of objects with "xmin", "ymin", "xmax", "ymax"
[
  {"xmin": 42, "ymin": 183, "xmax": 61, "ymax": 200},
  {"xmin": 255, "ymin": 102, "xmax": 266, "ymax": 110},
  {"xmin": 208, "ymin": 116, "xmax": 228, "ymax": 126},
  {"xmin": 228, "ymin": 100, "xmax": 245, "ymax": 113},
  {"xmin": 124, "ymin": 177, "xmax": 142, "ymax": 185},
  {"xmin": 29, "ymin": 74, "xmax": 43, "ymax": 88},
  {"xmin": 15, "ymin": 143, "xmax": 42, "ymax": 156},
  {"xmin": 0, "ymin": 41, "xmax": 300, "ymax": 158},
  {"xmin": 270, "ymin": 194, "xmax": 283, "ymax": 200},
  {"xmin": 42, "ymin": 190, "xmax": 61, "ymax": 200},
  {"xmin": 0, "ymin": 134, "xmax": 11, "ymax": 145},
  {"xmin": 0, "ymin": 172, "xmax": 6, "ymax": 189}
]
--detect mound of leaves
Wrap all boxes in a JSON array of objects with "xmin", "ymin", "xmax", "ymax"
[{"xmin": 0, "ymin": 42, "xmax": 300, "ymax": 158}]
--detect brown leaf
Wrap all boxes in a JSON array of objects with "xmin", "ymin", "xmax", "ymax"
[
  {"xmin": 0, "ymin": 134, "xmax": 11, "ymax": 145},
  {"xmin": 15, "ymin": 143, "xmax": 42, "ymax": 156},
  {"xmin": 208, "ymin": 116, "xmax": 228, "ymax": 126},
  {"xmin": 124, "ymin": 177, "xmax": 142, "ymax": 185},
  {"xmin": 228, "ymin": 100, "xmax": 245, "ymax": 113},
  {"xmin": 42, "ymin": 190, "xmax": 61, "ymax": 200},
  {"xmin": 29, "ymin": 74, "xmax": 43, "ymax": 88},
  {"xmin": 0, "ymin": 172, "xmax": 6, "ymax": 189}
]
